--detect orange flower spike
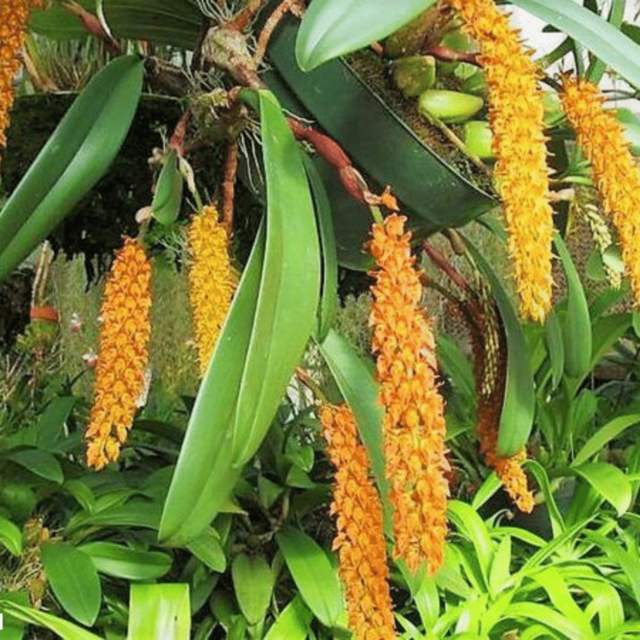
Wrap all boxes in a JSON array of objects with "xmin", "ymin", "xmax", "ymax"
[
  {"xmin": 0, "ymin": 0, "xmax": 43, "ymax": 154},
  {"xmin": 85, "ymin": 238, "xmax": 152, "ymax": 470},
  {"xmin": 320, "ymin": 405, "xmax": 396, "ymax": 640},
  {"xmin": 561, "ymin": 77, "xmax": 640, "ymax": 307},
  {"xmin": 450, "ymin": 0, "xmax": 553, "ymax": 322},
  {"xmin": 188, "ymin": 205, "xmax": 237, "ymax": 376},
  {"xmin": 369, "ymin": 214, "xmax": 449, "ymax": 575}
]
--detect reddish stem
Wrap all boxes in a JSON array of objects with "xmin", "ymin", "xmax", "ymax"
[
  {"xmin": 222, "ymin": 139, "xmax": 239, "ymax": 229},
  {"xmin": 426, "ymin": 46, "xmax": 481, "ymax": 67}
]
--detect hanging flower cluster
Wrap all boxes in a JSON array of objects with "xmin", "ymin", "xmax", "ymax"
[
  {"xmin": 560, "ymin": 76, "xmax": 640, "ymax": 307},
  {"xmin": 320, "ymin": 404, "xmax": 396, "ymax": 640},
  {"xmin": 188, "ymin": 204, "xmax": 237, "ymax": 376},
  {"xmin": 0, "ymin": 0, "xmax": 42, "ymax": 154},
  {"xmin": 85, "ymin": 237, "xmax": 152, "ymax": 470},
  {"xmin": 450, "ymin": 0, "xmax": 553, "ymax": 323},
  {"xmin": 369, "ymin": 213, "xmax": 449, "ymax": 575}
]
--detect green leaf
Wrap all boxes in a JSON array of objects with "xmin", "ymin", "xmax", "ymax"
[
  {"xmin": 231, "ymin": 90, "xmax": 321, "ymax": 464},
  {"xmin": 151, "ymin": 151, "xmax": 183, "ymax": 225},
  {"xmin": 572, "ymin": 462, "xmax": 632, "ymax": 515},
  {"xmin": 464, "ymin": 238, "xmax": 535, "ymax": 456},
  {"xmin": 295, "ymin": 0, "xmax": 438, "ymax": 71},
  {"xmin": 29, "ymin": 0, "xmax": 95, "ymax": 38},
  {"xmin": 101, "ymin": 0, "xmax": 201, "ymax": 49},
  {"xmin": 77, "ymin": 542, "xmax": 172, "ymax": 580},
  {"xmin": 0, "ymin": 516, "xmax": 23, "ymax": 556},
  {"xmin": 127, "ymin": 584, "xmax": 191, "ymax": 640},
  {"xmin": 573, "ymin": 413, "xmax": 640, "ymax": 467},
  {"xmin": 7, "ymin": 449, "xmax": 63, "ymax": 484},
  {"xmin": 509, "ymin": 0, "xmax": 640, "ymax": 91},
  {"xmin": 525, "ymin": 460, "xmax": 565, "ymax": 537},
  {"xmin": 41, "ymin": 542, "xmax": 101, "ymax": 626},
  {"xmin": 0, "ymin": 55, "xmax": 143, "ymax": 284},
  {"xmin": 276, "ymin": 527, "xmax": 344, "ymax": 627},
  {"xmin": 502, "ymin": 602, "xmax": 592, "ymax": 639},
  {"xmin": 36, "ymin": 396, "xmax": 75, "ymax": 451},
  {"xmin": 186, "ymin": 527, "xmax": 227, "ymax": 573},
  {"xmin": 554, "ymin": 234, "xmax": 592, "ymax": 379},
  {"xmin": 231, "ymin": 553, "xmax": 274, "ymax": 625},
  {"xmin": 470, "ymin": 473, "xmax": 502, "ymax": 511},
  {"xmin": 0, "ymin": 599, "xmax": 102, "ymax": 640},
  {"xmin": 488, "ymin": 536, "xmax": 512, "ymax": 596},
  {"xmin": 589, "ymin": 313, "xmax": 632, "ymax": 377},
  {"xmin": 544, "ymin": 309, "xmax": 564, "ymax": 391},
  {"xmin": 264, "ymin": 596, "xmax": 313, "ymax": 640},
  {"xmin": 159, "ymin": 226, "xmax": 265, "ymax": 546},
  {"xmin": 317, "ymin": 329, "xmax": 391, "ymax": 531},
  {"xmin": 304, "ymin": 156, "xmax": 338, "ymax": 341}
]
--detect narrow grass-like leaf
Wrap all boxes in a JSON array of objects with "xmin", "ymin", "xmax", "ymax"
[
  {"xmin": 572, "ymin": 462, "xmax": 632, "ymax": 515},
  {"xmin": 0, "ymin": 516, "xmax": 23, "ymax": 556},
  {"xmin": 77, "ymin": 542, "xmax": 172, "ymax": 580},
  {"xmin": 585, "ymin": 0, "xmax": 626, "ymax": 84},
  {"xmin": 295, "ymin": 0, "xmax": 438, "ymax": 71},
  {"xmin": 525, "ymin": 460, "xmax": 565, "ymax": 537},
  {"xmin": 151, "ymin": 150, "xmax": 183, "ymax": 225},
  {"xmin": 544, "ymin": 309, "xmax": 564, "ymax": 391},
  {"xmin": 304, "ymin": 157, "xmax": 338, "ymax": 342},
  {"xmin": 158, "ymin": 226, "xmax": 265, "ymax": 546},
  {"xmin": 554, "ymin": 234, "xmax": 591, "ymax": 380},
  {"xmin": 127, "ymin": 584, "xmax": 190, "ymax": 640},
  {"xmin": 503, "ymin": 602, "xmax": 592, "ymax": 639},
  {"xmin": 0, "ymin": 55, "xmax": 143, "ymax": 284},
  {"xmin": 231, "ymin": 90, "xmax": 321, "ymax": 464},
  {"xmin": 509, "ymin": 0, "xmax": 640, "ymax": 90},
  {"xmin": 0, "ymin": 599, "xmax": 102, "ymax": 640},
  {"xmin": 573, "ymin": 414, "xmax": 640, "ymax": 467},
  {"xmin": 264, "ymin": 596, "xmax": 312, "ymax": 640},
  {"xmin": 464, "ymin": 238, "xmax": 535, "ymax": 456},
  {"xmin": 232, "ymin": 553, "xmax": 274, "ymax": 625},
  {"xmin": 488, "ymin": 536, "xmax": 512, "ymax": 597},
  {"xmin": 276, "ymin": 527, "xmax": 344, "ymax": 627},
  {"xmin": 41, "ymin": 542, "xmax": 101, "ymax": 626}
]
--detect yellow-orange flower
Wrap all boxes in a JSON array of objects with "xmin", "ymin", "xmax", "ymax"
[
  {"xmin": 320, "ymin": 404, "xmax": 396, "ymax": 640},
  {"xmin": 85, "ymin": 237, "xmax": 152, "ymax": 470},
  {"xmin": 369, "ymin": 214, "xmax": 449, "ymax": 575},
  {"xmin": 0, "ymin": 0, "xmax": 43, "ymax": 153},
  {"xmin": 561, "ymin": 76, "xmax": 640, "ymax": 307},
  {"xmin": 188, "ymin": 205, "xmax": 237, "ymax": 376},
  {"xmin": 450, "ymin": 0, "xmax": 553, "ymax": 323}
]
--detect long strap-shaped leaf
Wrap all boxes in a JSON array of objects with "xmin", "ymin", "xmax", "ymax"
[
  {"xmin": 230, "ymin": 90, "xmax": 321, "ymax": 464},
  {"xmin": 127, "ymin": 584, "xmax": 191, "ymax": 640},
  {"xmin": 159, "ymin": 224, "xmax": 266, "ymax": 546},
  {"xmin": 0, "ymin": 55, "xmax": 143, "ymax": 284},
  {"xmin": 509, "ymin": 0, "xmax": 640, "ymax": 91}
]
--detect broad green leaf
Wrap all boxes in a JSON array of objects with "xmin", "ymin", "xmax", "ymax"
[
  {"xmin": 573, "ymin": 413, "xmax": 640, "ymax": 467},
  {"xmin": 554, "ymin": 234, "xmax": 591, "ymax": 380},
  {"xmin": 127, "ymin": 584, "xmax": 191, "ymax": 640},
  {"xmin": 509, "ymin": 0, "xmax": 640, "ymax": 90},
  {"xmin": 276, "ymin": 527, "xmax": 344, "ymax": 627},
  {"xmin": 231, "ymin": 554, "xmax": 274, "ymax": 625},
  {"xmin": 159, "ymin": 225, "xmax": 265, "ymax": 546},
  {"xmin": 36, "ymin": 396, "xmax": 75, "ymax": 451},
  {"xmin": 29, "ymin": 0, "xmax": 96, "ymax": 38},
  {"xmin": 77, "ymin": 542, "xmax": 172, "ymax": 580},
  {"xmin": 7, "ymin": 449, "xmax": 63, "ymax": 484},
  {"xmin": 304, "ymin": 156, "xmax": 338, "ymax": 342},
  {"xmin": 464, "ymin": 238, "xmax": 535, "ymax": 456},
  {"xmin": 186, "ymin": 527, "xmax": 227, "ymax": 573},
  {"xmin": 531, "ymin": 567, "xmax": 590, "ymax": 630},
  {"xmin": 41, "ymin": 542, "xmax": 101, "ymax": 626},
  {"xmin": 264, "ymin": 596, "xmax": 313, "ymax": 640},
  {"xmin": 231, "ymin": 90, "xmax": 321, "ymax": 465},
  {"xmin": 317, "ymin": 329, "xmax": 391, "ymax": 532},
  {"xmin": 589, "ymin": 313, "xmax": 632, "ymax": 378},
  {"xmin": 0, "ymin": 599, "xmax": 102, "ymax": 640},
  {"xmin": 151, "ymin": 151, "xmax": 183, "ymax": 225},
  {"xmin": 0, "ymin": 55, "xmax": 143, "ymax": 284},
  {"xmin": 101, "ymin": 0, "xmax": 201, "ymax": 49},
  {"xmin": 67, "ymin": 498, "xmax": 161, "ymax": 532},
  {"xmin": 0, "ymin": 516, "xmax": 23, "ymax": 556},
  {"xmin": 296, "ymin": 0, "xmax": 438, "ymax": 71},
  {"xmin": 572, "ymin": 462, "xmax": 632, "ymax": 515}
]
